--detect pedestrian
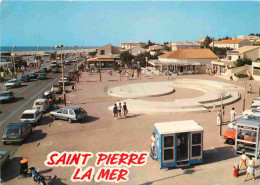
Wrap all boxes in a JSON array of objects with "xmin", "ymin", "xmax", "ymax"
[
  {"xmin": 123, "ymin": 102, "xmax": 128, "ymax": 116},
  {"xmin": 248, "ymin": 84, "xmax": 252, "ymax": 93},
  {"xmin": 221, "ymin": 106, "xmax": 225, "ymax": 122},
  {"xmin": 230, "ymin": 107, "xmax": 237, "ymax": 122},
  {"xmin": 113, "ymin": 104, "xmax": 118, "ymax": 120},
  {"xmin": 150, "ymin": 132, "xmax": 155, "ymax": 154},
  {"xmin": 239, "ymin": 150, "xmax": 247, "ymax": 170},
  {"xmin": 217, "ymin": 110, "xmax": 221, "ymax": 126},
  {"xmin": 212, "ymin": 103, "xmax": 216, "ymax": 112},
  {"xmin": 243, "ymin": 155, "xmax": 256, "ymax": 181},
  {"xmin": 126, "ymin": 72, "xmax": 129, "ymax": 80},
  {"xmin": 71, "ymin": 84, "xmax": 75, "ymax": 93},
  {"xmin": 118, "ymin": 103, "xmax": 122, "ymax": 118}
]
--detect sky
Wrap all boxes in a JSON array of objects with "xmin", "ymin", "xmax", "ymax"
[{"xmin": 0, "ymin": 1, "xmax": 260, "ymax": 47}]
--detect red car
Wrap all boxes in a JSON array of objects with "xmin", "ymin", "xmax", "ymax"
[{"xmin": 224, "ymin": 129, "xmax": 256, "ymax": 145}]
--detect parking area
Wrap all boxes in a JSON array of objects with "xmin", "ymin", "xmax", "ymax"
[{"xmin": 1, "ymin": 71, "xmax": 260, "ymax": 185}]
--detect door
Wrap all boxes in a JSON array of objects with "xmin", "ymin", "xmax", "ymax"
[
  {"xmin": 162, "ymin": 134, "xmax": 175, "ymax": 163},
  {"xmin": 190, "ymin": 132, "xmax": 203, "ymax": 160},
  {"xmin": 62, "ymin": 109, "xmax": 69, "ymax": 120},
  {"xmin": 177, "ymin": 133, "xmax": 189, "ymax": 161},
  {"xmin": 56, "ymin": 109, "xmax": 63, "ymax": 119}
]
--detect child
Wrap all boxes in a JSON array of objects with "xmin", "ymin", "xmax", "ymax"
[
  {"xmin": 113, "ymin": 104, "xmax": 118, "ymax": 120},
  {"xmin": 239, "ymin": 150, "xmax": 247, "ymax": 170},
  {"xmin": 123, "ymin": 102, "xmax": 128, "ymax": 116},
  {"xmin": 244, "ymin": 155, "xmax": 256, "ymax": 181},
  {"xmin": 118, "ymin": 103, "xmax": 122, "ymax": 118}
]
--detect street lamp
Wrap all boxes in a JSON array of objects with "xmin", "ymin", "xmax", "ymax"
[
  {"xmin": 11, "ymin": 46, "xmax": 16, "ymax": 78},
  {"xmin": 218, "ymin": 91, "xmax": 226, "ymax": 136},
  {"xmin": 243, "ymin": 79, "xmax": 248, "ymax": 111},
  {"xmin": 55, "ymin": 45, "xmax": 66, "ymax": 105}
]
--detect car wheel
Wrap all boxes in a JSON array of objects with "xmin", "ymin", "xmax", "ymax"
[
  {"xmin": 3, "ymin": 141, "xmax": 7, "ymax": 145},
  {"xmin": 52, "ymin": 115, "xmax": 56, "ymax": 120},
  {"xmin": 228, "ymin": 139, "xmax": 235, "ymax": 145},
  {"xmin": 68, "ymin": 118, "xmax": 72, "ymax": 123}
]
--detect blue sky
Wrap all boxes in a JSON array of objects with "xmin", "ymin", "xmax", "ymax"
[{"xmin": 0, "ymin": 1, "xmax": 259, "ymax": 46}]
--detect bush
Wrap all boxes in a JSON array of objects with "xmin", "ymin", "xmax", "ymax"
[
  {"xmin": 236, "ymin": 58, "xmax": 252, "ymax": 67},
  {"xmin": 234, "ymin": 73, "xmax": 248, "ymax": 78}
]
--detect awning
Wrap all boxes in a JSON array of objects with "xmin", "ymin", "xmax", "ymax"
[{"xmin": 87, "ymin": 58, "xmax": 114, "ymax": 62}]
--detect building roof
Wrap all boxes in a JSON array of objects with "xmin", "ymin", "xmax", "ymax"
[
  {"xmin": 232, "ymin": 46, "xmax": 260, "ymax": 54},
  {"xmin": 149, "ymin": 45, "xmax": 163, "ymax": 51},
  {"xmin": 215, "ymin": 39, "xmax": 244, "ymax": 44},
  {"xmin": 154, "ymin": 120, "xmax": 203, "ymax": 134},
  {"xmin": 158, "ymin": 49, "xmax": 218, "ymax": 59}
]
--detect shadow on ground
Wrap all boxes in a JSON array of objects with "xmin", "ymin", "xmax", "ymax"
[
  {"xmin": 78, "ymin": 116, "xmax": 99, "ymax": 124},
  {"xmin": 12, "ymin": 97, "xmax": 25, "ymax": 103},
  {"xmin": 24, "ymin": 130, "xmax": 47, "ymax": 144},
  {"xmin": 46, "ymin": 175, "xmax": 67, "ymax": 185},
  {"xmin": 1, "ymin": 157, "xmax": 23, "ymax": 182},
  {"xmin": 38, "ymin": 117, "xmax": 53, "ymax": 126}
]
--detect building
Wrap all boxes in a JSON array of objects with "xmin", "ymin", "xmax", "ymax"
[
  {"xmin": 171, "ymin": 42, "xmax": 201, "ymax": 51},
  {"xmin": 210, "ymin": 39, "xmax": 253, "ymax": 49},
  {"xmin": 196, "ymin": 38, "xmax": 206, "ymax": 43},
  {"xmin": 120, "ymin": 42, "xmax": 146, "ymax": 50},
  {"xmin": 148, "ymin": 45, "xmax": 164, "ymax": 56},
  {"xmin": 237, "ymin": 35, "xmax": 260, "ymax": 42},
  {"xmin": 226, "ymin": 46, "xmax": 260, "ymax": 62},
  {"xmin": 152, "ymin": 49, "xmax": 218, "ymax": 74},
  {"xmin": 128, "ymin": 46, "xmax": 146, "ymax": 56},
  {"xmin": 86, "ymin": 44, "xmax": 121, "ymax": 68}
]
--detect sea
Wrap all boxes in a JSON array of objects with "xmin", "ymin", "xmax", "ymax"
[{"xmin": 0, "ymin": 46, "xmax": 97, "ymax": 52}]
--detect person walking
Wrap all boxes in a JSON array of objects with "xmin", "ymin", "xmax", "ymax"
[
  {"xmin": 239, "ymin": 150, "xmax": 247, "ymax": 170},
  {"xmin": 113, "ymin": 104, "xmax": 118, "ymax": 120},
  {"xmin": 118, "ymin": 103, "xmax": 122, "ymax": 118},
  {"xmin": 217, "ymin": 110, "xmax": 221, "ymax": 126},
  {"xmin": 123, "ymin": 102, "xmax": 128, "ymax": 117},
  {"xmin": 243, "ymin": 156, "xmax": 256, "ymax": 181},
  {"xmin": 71, "ymin": 84, "xmax": 75, "ymax": 93},
  {"xmin": 230, "ymin": 107, "xmax": 237, "ymax": 122},
  {"xmin": 221, "ymin": 106, "xmax": 225, "ymax": 122},
  {"xmin": 150, "ymin": 132, "xmax": 156, "ymax": 155},
  {"xmin": 248, "ymin": 84, "xmax": 252, "ymax": 93}
]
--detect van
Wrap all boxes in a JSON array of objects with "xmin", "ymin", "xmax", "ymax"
[{"xmin": 33, "ymin": 98, "xmax": 49, "ymax": 112}]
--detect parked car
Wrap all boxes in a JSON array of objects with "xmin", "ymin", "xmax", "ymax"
[
  {"xmin": 65, "ymin": 61, "xmax": 71, "ymax": 65},
  {"xmin": 42, "ymin": 91, "xmax": 56, "ymax": 105},
  {"xmin": 37, "ymin": 73, "xmax": 47, "ymax": 80},
  {"xmin": 20, "ymin": 74, "xmax": 30, "ymax": 82},
  {"xmin": 52, "ymin": 67, "xmax": 61, "ymax": 73},
  {"xmin": 224, "ymin": 129, "xmax": 256, "ymax": 145},
  {"xmin": 0, "ymin": 151, "xmax": 10, "ymax": 169},
  {"xmin": 50, "ymin": 106, "xmax": 87, "ymax": 123},
  {"xmin": 4, "ymin": 79, "xmax": 21, "ymax": 88},
  {"xmin": 41, "ymin": 67, "xmax": 48, "ymax": 73},
  {"xmin": 252, "ymin": 96, "xmax": 260, "ymax": 104},
  {"xmin": 0, "ymin": 91, "xmax": 15, "ymax": 103},
  {"xmin": 35, "ymin": 70, "xmax": 41, "ymax": 75},
  {"xmin": 50, "ymin": 61, "xmax": 59, "ymax": 68},
  {"xmin": 59, "ymin": 78, "xmax": 69, "ymax": 85},
  {"xmin": 2, "ymin": 123, "xmax": 32, "ymax": 145},
  {"xmin": 29, "ymin": 72, "xmax": 38, "ymax": 79},
  {"xmin": 33, "ymin": 98, "xmax": 49, "ymax": 112},
  {"xmin": 19, "ymin": 109, "xmax": 43, "ymax": 126},
  {"xmin": 51, "ymin": 84, "xmax": 62, "ymax": 94}
]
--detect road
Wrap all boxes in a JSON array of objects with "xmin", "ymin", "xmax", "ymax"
[{"xmin": 0, "ymin": 61, "xmax": 77, "ymax": 157}]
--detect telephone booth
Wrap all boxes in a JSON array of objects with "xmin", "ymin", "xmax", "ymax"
[
  {"xmin": 154, "ymin": 120, "xmax": 203, "ymax": 168},
  {"xmin": 235, "ymin": 119, "xmax": 260, "ymax": 159}
]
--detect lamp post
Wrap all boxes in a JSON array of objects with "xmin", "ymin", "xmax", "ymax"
[
  {"xmin": 98, "ymin": 58, "xmax": 102, "ymax": 82},
  {"xmin": 55, "ymin": 45, "xmax": 66, "ymax": 105},
  {"xmin": 11, "ymin": 46, "xmax": 16, "ymax": 78},
  {"xmin": 243, "ymin": 79, "xmax": 247, "ymax": 111},
  {"xmin": 218, "ymin": 91, "xmax": 226, "ymax": 136}
]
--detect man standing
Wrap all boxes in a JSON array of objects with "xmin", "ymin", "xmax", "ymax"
[{"xmin": 230, "ymin": 107, "xmax": 237, "ymax": 122}]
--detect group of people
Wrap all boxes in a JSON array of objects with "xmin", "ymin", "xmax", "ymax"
[
  {"xmin": 216, "ymin": 106, "xmax": 237, "ymax": 126},
  {"xmin": 113, "ymin": 102, "xmax": 128, "ymax": 119},
  {"xmin": 239, "ymin": 150, "xmax": 256, "ymax": 181}
]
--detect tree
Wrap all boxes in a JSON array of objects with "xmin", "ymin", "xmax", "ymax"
[
  {"xmin": 236, "ymin": 58, "xmax": 252, "ymax": 67},
  {"xmin": 120, "ymin": 51, "xmax": 134, "ymax": 67},
  {"xmin": 201, "ymin": 35, "xmax": 212, "ymax": 48},
  {"xmin": 163, "ymin": 44, "xmax": 171, "ymax": 51}
]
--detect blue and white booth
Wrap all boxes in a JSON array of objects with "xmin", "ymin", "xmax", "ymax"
[{"xmin": 154, "ymin": 120, "xmax": 203, "ymax": 168}]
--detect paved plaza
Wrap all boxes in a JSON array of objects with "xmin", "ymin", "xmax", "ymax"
[{"xmin": 2, "ymin": 71, "xmax": 260, "ymax": 185}]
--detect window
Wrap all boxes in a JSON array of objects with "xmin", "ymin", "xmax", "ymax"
[
  {"xmin": 163, "ymin": 135, "xmax": 175, "ymax": 162},
  {"xmin": 253, "ymin": 67, "xmax": 260, "ymax": 76},
  {"xmin": 63, "ymin": 109, "xmax": 68, "ymax": 114},
  {"xmin": 100, "ymin": 50, "xmax": 105, "ymax": 55},
  {"xmin": 69, "ymin": 110, "xmax": 74, "ymax": 115},
  {"xmin": 57, "ymin": 109, "xmax": 63, "ymax": 113},
  {"xmin": 191, "ymin": 132, "xmax": 202, "ymax": 159},
  {"xmin": 228, "ymin": 56, "xmax": 232, "ymax": 60}
]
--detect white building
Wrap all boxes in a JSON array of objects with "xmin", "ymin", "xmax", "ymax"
[
  {"xmin": 171, "ymin": 42, "xmax": 201, "ymax": 51},
  {"xmin": 128, "ymin": 46, "xmax": 146, "ymax": 56},
  {"xmin": 120, "ymin": 42, "xmax": 146, "ymax": 50},
  {"xmin": 154, "ymin": 48, "xmax": 218, "ymax": 74},
  {"xmin": 210, "ymin": 39, "xmax": 252, "ymax": 49},
  {"xmin": 237, "ymin": 35, "xmax": 260, "ymax": 42}
]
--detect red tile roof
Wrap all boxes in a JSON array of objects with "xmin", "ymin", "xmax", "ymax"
[{"xmin": 158, "ymin": 49, "xmax": 217, "ymax": 59}]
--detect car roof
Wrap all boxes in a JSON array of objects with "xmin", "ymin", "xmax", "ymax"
[
  {"xmin": 62, "ymin": 106, "xmax": 81, "ymax": 110},
  {"xmin": 8, "ymin": 79, "xmax": 18, "ymax": 82},
  {"xmin": 7, "ymin": 123, "xmax": 27, "ymax": 127},
  {"xmin": 35, "ymin": 98, "xmax": 48, "ymax": 102},
  {"xmin": 22, "ymin": 109, "xmax": 38, "ymax": 114},
  {"xmin": 0, "ymin": 91, "xmax": 12, "ymax": 93}
]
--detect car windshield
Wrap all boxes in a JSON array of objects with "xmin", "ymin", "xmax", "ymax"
[
  {"xmin": 8, "ymin": 80, "xmax": 16, "ymax": 83},
  {"xmin": 35, "ymin": 102, "xmax": 43, "ymax": 105},
  {"xmin": 21, "ymin": 114, "xmax": 34, "ymax": 119},
  {"xmin": 6, "ymin": 128, "xmax": 20, "ymax": 135},
  {"xmin": 74, "ymin": 108, "xmax": 86, "ymax": 115},
  {"xmin": 0, "ymin": 92, "xmax": 10, "ymax": 96}
]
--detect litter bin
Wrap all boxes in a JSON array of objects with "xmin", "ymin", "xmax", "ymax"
[
  {"xmin": 20, "ymin": 158, "xmax": 28, "ymax": 176},
  {"xmin": 233, "ymin": 163, "xmax": 239, "ymax": 177}
]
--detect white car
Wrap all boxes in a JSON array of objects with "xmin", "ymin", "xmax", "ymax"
[
  {"xmin": 33, "ymin": 98, "xmax": 49, "ymax": 112},
  {"xmin": 59, "ymin": 78, "xmax": 69, "ymax": 85},
  {"xmin": 252, "ymin": 96, "xmax": 260, "ymax": 103},
  {"xmin": 4, "ymin": 79, "xmax": 21, "ymax": 88},
  {"xmin": 19, "ymin": 109, "xmax": 43, "ymax": 126}
]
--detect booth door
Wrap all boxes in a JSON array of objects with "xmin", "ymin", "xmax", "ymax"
[
  {"xmin": 190, "ymin": 132, "xmax": 203, "ymax": 160},
  {"xmin": 162, "ymin": 134, "xmax": 175, "ymax": 163}
]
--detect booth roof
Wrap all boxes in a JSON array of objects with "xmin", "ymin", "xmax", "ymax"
[{"xmin": 154, "ymin": 120, "xmax": 203, "ymax": 134}]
